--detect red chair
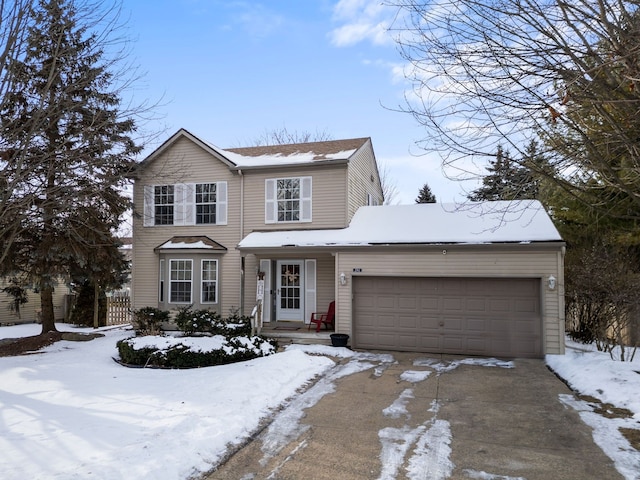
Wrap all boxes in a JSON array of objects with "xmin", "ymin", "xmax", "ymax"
[{"xmin": 309, "ymin": 301, "xmax": 335, "ymax": 332}]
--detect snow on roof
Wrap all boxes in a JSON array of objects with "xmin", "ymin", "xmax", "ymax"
[
  {"xmin": 155, "ymin": 236, "xmax": 227, "ymax": 251},
  {"xmin": 218, "ymin": 148, "xmax": 357, "ymax": 167},
  {"xmin": 216, "ymin": 138, "xmax": 368, "ymax": 168},
  {"xmin": 237, "ymin": 200, "xmax": 562, "ymax": 249}
]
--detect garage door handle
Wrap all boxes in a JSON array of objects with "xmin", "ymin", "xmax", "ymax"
[{"xmin": 439, "ymin": 321, "xmax": 445, "ymax": 327}]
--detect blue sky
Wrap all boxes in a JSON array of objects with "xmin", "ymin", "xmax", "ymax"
[{"xmin": 124, "ymin": 0, "xmax": 471, "ymax": 203}]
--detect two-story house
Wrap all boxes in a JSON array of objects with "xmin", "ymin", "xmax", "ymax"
[
  {"xmin": 132, "ymin": 129, "xmax": 567, "ymax": 358},
  {"xmin": 131, "ymin": 128, "xmax": 382, "ymax": 328}
]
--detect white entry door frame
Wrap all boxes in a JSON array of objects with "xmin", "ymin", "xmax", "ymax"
[{"xmin": 276, "ymin": 260, "xmax": 304, "ymax": 321}]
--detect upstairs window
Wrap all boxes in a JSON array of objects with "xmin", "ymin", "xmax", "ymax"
[
  {"xmin": 143, "ymin": 182, "xmax": 227, "ymax": 227},
  {"xmin": 154, "ymin": 185, "xmax": 174, "ymax": 225},
  {"xmin": 265, "ymin": 176, "xmax": 312, "ymax": 223},
  {"xmin": 196, "ymin": 183, "xmax": 217, "ymax": 224}
]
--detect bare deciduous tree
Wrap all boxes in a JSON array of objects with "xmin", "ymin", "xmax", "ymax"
[
  {"xmin": 389, "ymin": 0, "xmax": 640, "ymax": 219},
  {"xmin": 248, "ymin": 126, "xmax": 333, "ymax": 146}
]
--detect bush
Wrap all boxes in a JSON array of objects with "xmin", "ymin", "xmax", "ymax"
[
  {"xmin": 116, "ymin": 335, "xmax": 278, "ymax": 368},
  {"xmin": 174, "ymin": 306, "xmax": 251, "ymax": 336},
  {"xmin": 132, "ymin": 307, "xmax": 169, "ymax": 336}
]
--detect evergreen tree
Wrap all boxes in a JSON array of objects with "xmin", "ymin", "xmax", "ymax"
[
  {"xmin": 468, "ymin": 143, "xmax": 548, "ymax": 202},
  {"xmin": 415, "ymin": 182, "xmax": 436, "ymax": 203},
  {"xmin": 0, "ymin": 0, "xmax": 140, "ymax": 333}
]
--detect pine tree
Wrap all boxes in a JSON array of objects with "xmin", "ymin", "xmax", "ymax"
[
  {"xmin": 0, "ymin": 0, "xmax": 140, "ymax": 333},
  {"xmin": 467, "ymin": 145, "xmax": 544, "ymax": 202},
  {"xmin": 415, "ymin": 182, "xmax": 436, "ymax": 203}
]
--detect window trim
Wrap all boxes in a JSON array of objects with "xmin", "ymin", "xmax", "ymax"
[
  {"xmin": 265, "ymin": 176, "xmax": 312, "ymax": 224},
  {"xmin": 169, "ymin": 259, "xmax": 193, "ymax": 304},
  {"xmin": 200, "ymin": 259, "xmax": 218, "ymax": 304}
]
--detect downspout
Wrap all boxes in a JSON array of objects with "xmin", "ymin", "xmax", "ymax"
[{"xmin": 239, "ymin": 169, "xmax": 245, "ymax": 315}]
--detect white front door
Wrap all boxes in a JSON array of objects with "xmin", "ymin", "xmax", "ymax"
[{"xmin": 276, "ymin": 260, "xmax": 304, "ymax": 321}]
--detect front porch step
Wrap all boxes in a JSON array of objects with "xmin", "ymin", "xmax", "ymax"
[{"xmin": 261, "ymin": 329, "xmax": 334, "ymax": 347}]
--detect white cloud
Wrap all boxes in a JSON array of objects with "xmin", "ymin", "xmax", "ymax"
[{"xmin": 329, "ymin": 0, "xmax": 396, "ymax": 46}]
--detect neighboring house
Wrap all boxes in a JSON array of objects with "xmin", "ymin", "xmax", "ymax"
[
  {"xmin": 0, "ymin": 280, "xmax": 70, "ymax": 325},
  {"xmin": 132, "ymin": 129, "xmax": 565, "ymax": 358}
]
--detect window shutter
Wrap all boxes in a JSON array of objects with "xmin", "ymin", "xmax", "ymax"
[
  {"xmin": 143, "ymin": 185, "xmax": 154, "ymax": 227},
  {"xmin": 174, "ymin": 184, "xmax": 195, "ymax": 226},
  {"xmin": 300, "ymin": 176, "xmax": 312, "ymax": 222},
  {"xmin": 304, "ymin": 259, "xmax": 316, "ymax": 324},
  {"xmin": 265, "ymin": 179, "xmax": 276, "ymax": 223},
  {"xmin": 216, "ymin": 181, "xmax": 227, "ymax": 225}
]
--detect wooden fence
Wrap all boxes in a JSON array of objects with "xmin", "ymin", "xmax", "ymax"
[{"xmin": 106, "ymin": 294, "xmax": 132, "ymax": 326}]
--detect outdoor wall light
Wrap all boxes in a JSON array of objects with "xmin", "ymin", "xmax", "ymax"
[
  {"xmin": 339, "ymin": 272, "xmax": 347, "ymax": 286},
  {"xmin": 548, "ymin": 275, "xmax": 556, "ymax": 290}
]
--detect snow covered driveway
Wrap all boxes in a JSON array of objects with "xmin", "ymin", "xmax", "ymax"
[{"xmin": 209, "ymin": 350, "xmax": 623, "ymax": 480}]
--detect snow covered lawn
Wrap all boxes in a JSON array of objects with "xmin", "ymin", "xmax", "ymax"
[
  {"xmin": 0, "ymin": 324, "xmax": 638, "ymax": 479},
  {"xmin": 0, "ymin": 323, "xmax": 333, "ymax": 479},
  {"xmin": 546, "ymin": 338, "xmax": 640, "ymax": 480}
]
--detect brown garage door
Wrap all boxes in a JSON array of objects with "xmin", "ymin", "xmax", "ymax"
[{"xmin": 353, "ymin": 277, "xmax": 542, "ymax": 358}]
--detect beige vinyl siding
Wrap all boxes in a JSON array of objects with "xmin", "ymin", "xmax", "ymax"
[
  {"xmin": 241, "ymin": 164, "xmax": 349, "ymax": 232},
  {"xmin": 335, "ymin": 245, "xmax": 565, "ymax": 354},
  {"xmin": 0, "ymin": 281, "xmax": 69, "ymax": 325},
  {"xmin": 132, "ymin": 137, "xmax": 243, "ymax": 314},
  {"xmin": 346, "ymin": 139, "xmax": 382, "ymax": 219}
]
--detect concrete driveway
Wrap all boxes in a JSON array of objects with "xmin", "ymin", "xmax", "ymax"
[{"xmin": 206, "ymin": 350, "xmax": 622, "ymax": 480}]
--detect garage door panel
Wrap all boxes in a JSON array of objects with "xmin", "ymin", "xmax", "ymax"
[
  {"xmin": 466, "ymin": 298, "xmax": 487, "ymax": 311},
  {"xmin": 398, "ymin": 296, "xmax": 417, "ymax": 309},
  {"xmin": 515, "ymin": 298, "xmax": 537, "ymax": 313},
  {"xmin": 465, "ymin": 318, "xmax": 488, "ymax": 332},
  {"xmin": 490, "ymin": 299, "xmax": 510, "ymax": 312},
  {"xmin": 354, "ymin": 277, "xmax": 542, "ymax": 358},
  {"xmin": 420, "ymin": 316, "xmax": 441, "ymax": 329},
  {"xmin": 442, "ymin": 297, "xmax": 464, "ymax": 311},
  {"xmin": 397, "ymin": 315, "xmax": 419, "ymax": 328},
  {"xmin": 420, "ymin": 297, "xmax": 439, "ymax": 310}
]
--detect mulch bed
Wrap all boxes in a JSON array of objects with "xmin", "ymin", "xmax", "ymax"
[
  {"xmin": 0, "ymin": 331, "xmax": 65, "ymax": 357},
  {"xmin": 0, "ymin": 330, "xmax": 104, "ymax": 357}
]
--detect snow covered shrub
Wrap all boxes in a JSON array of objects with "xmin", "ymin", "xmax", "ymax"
[
  {"xmin": 116, "ymin": 335, "xmax": 278, "ymax": 368},
  {"xmin": 174, "ymin": 306, "xmax": 222, "ymax": 335},
  {"xmin": 132, "ymin": 307, "xmax": 169, "ymax": 336},
  {"xmin": 174, "ymin": 306, "xmax": 252, "ymax": 336}
]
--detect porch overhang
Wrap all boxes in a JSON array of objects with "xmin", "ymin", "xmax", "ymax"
[{"xmin": 154, "ymin": 235, "xmax": 227, "ymax": 253}]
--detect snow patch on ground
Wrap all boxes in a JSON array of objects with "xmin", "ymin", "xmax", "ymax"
[
  {"xmin": 378, "ymin": 425, "xmax": 427, "ymax": 480},
  {"xmin": 406, "ymin": 419, "xmax": 454, "ymax": 480},
  {"xmin": 413, "ymin": 357, "xmax": 514, "ymax": 374},
  {"xmin": 400, "ymin": 369, "xmax": 432, "ymax": 383},
  {"xmin": 462, "ymin": 470, "xmax": 526, "ymax": 480},
  {"xmin": 558, "ymin": 394, "xmax": 640, "ymax": 479},
  {"xmin": 383, "ymin": 388, "xmax": 414, "ymax": 419}
]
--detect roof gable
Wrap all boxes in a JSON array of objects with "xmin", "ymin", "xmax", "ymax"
[
  {"xmin": 138, "ymin": 128, "xmax": 235, "ymax": 171},
  {"xmin": 138, "ymin": 130, "xmax": 371, "ymax": 172}
]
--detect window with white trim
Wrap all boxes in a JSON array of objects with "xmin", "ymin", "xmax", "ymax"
[
  {"xmin": 201, "ymin": 260, "xmax": 218, "ymax": 303},
  {"xmin": 143, "ymin": 182, "xmax": 227, "ymax": 227},
  {"xmin": 154, "ymin": 185, "xmax": 174, "ymax": 225},
  {"xmin": 169, "ymin": 259, "xmax": 192, "ymax": 303},
  {"xmin": 196, "ymin": 183, "xmax": 217, "ymax": 224},
  {"xmin": 265, "ymin": 176, "xmax": 312, "ymax": 223}
]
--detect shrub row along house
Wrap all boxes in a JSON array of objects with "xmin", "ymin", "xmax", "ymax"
[{"xmin": 132, "ymin": 129, "xmax": 565, "ymax": 358}]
